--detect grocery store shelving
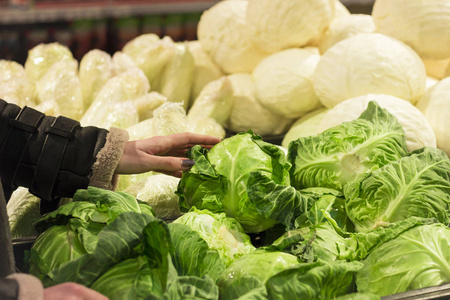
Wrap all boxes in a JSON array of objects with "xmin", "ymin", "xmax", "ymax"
[{"xmin": 0, "ymin": 1, "xmax": 219, "ymax": 24}]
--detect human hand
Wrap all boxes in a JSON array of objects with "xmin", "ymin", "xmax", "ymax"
[
  {"xmin": 43, "ymin": 282, "xmax": 108, "ymax": 300},
  {"xmin": 115, "ymin": 132, "xmax": 221, "ymax": 177}
]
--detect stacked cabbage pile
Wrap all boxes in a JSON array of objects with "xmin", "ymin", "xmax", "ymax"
[{"xmin": 4, "ymin": 0, "xmax": 450, "ymax": 298}]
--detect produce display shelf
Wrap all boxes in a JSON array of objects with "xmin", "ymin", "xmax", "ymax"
[{"xmin": 0, "ymin": 0, "xmax": 219, "ymax": 24}]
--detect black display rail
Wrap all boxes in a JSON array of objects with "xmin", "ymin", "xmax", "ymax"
[{"xmin": 0, "ymin": 1, "xmax": 219, "ymax": 25}]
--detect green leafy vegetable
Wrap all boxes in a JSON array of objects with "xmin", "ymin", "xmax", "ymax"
[
  {"xmin": 345, "ymin": 146, "xmax": 450, "ymax": 232},
  {"xmin": 288, "ymin": 101, "xmax": 407, "ymax": 191}
]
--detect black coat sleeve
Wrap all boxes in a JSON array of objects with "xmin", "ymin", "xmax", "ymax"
[{"xmin": 0, "ymin": 98, "xmax": 108, "ymax": 212}]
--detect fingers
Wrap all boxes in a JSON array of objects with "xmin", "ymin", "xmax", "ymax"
[
  {"xmin": 142, "ymin": 156, "xmax": 195, "ymax": 176},
  {"xmin": 43, "ymin": 282, "xmax": 109, "ymax": 300},
  {"xmin": 156, "ymin": 132, "xmax": 221, "ymax": 153}
]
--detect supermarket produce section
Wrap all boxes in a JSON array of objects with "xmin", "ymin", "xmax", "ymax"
[{"xmin": 2, "ymin": 0, "xmax": 450, "ymax": 299}]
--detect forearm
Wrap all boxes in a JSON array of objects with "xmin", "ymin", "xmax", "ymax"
[{"xmin": 0, "ymin": 99, "xmax": 128, "ymax": 209}]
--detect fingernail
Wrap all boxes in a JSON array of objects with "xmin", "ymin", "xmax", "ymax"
[{"xmin": 181, "ymin": 159, "xmax": 195, "ymax": 168}]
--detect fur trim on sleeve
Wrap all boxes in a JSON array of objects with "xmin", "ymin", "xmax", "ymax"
[
  {"xmin": 7, "ymin": 273, "xmax": 44, "ymax": 300},
  {"xmin": 89, "ymin": 127, "xmax": 129, "ymax": 191}
]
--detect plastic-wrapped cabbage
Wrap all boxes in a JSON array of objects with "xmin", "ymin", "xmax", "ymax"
[
  {"xmin": 317, "ymin": 94, "xmax": 436, "ymax": 152},
  {"xmin": 122, "ymin": 33, "xmax": 176, "ymax": 86},
  {"xmin": 289, "ymin": 101, "xmax": 407, "ymax": 191},
  {"xmin": 227, "ymin": 73, "xmax": 293, "ymax": 136},
  {"xmin": 0, "ymin": 60, "xmax": 33, "ymax": 106},
  {"xmin": 318, "ymin": 14, "xmax": 376, "ymax": 54},
  {"xmin": 80, "ymin": 69, "xmax": 149, "ymax": 126},
  {"xmin": 281, "ymin": 107, "xmax": 329, "ymax": 149},
  {"xmin": 85, "ymin": 100, "xmax": 139, "ymax": 129},
  {"xmin": 187, "ymin": 116, "xmax": 226, "ymax": 139},
  {"xmin": 34, "ymin": 59, "xmax": 84, "ymax": 120},
  {"xmin": 7, "ymin": 187, "xmax": 41, "ymax": 239},
  {"xmin": 24, "ymin": 42, "xmax": 74, "ymax": 86},
  {"xmin": 79, "ymin": 49, "xmax": 114, "ymax": 110},
  {"xmin": 416, "ymin": 77, "xmax": 450, "ymax": 157},
  {"xmin": 312, "ymin": 33, "xmax": 427, "ymax": 108},
  {"xmin": 172, "ymin": 208, "xmax": 255, "ymax": 267},
  {"xmin": 187, "ymin": 40, "xmax": 224, "ymax": 105},
  {"xmin": 152, "ymin": 102, "xmax": 188, "ymax": 136},
  {"xmin": 197, "ymin": 0, "xmax": 270, "ymax": 74},
  {"xmin": 345, "ymin": 147, "xmax": 450, "ymax": 232},
  {"xmin": 252, "ymin": 47, "xmax": 322, "ymax": 119},
  {"xmin": 134, "ymin": 174, "xmax": 181, "ymax": 220},
  {"xmin": 372, "ymin": 0, "xmax": 450, "ymax": 60},
  {"xmin": 246, "ymin": 0, "xmax": 335, "ymax": 53},
  {"xmin": 126, "ymin": 119, "xmax": 155, "ymax": 140},
  {"xmin": 133, "ymin": 91, "xmax": 167, "ymax": 121},
  {"xmin": 110, "ymin": 51, "xmax": 140, "ymax": 76},
  {"xmin": 152, "ymin": 42, "xmax": 195, "ymax": 110},
  {"xmin": 187, "ymin": 76, "xmax": 234, "ymax": 127}
]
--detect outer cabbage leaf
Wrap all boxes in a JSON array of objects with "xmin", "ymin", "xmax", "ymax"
[
  {"xmin": 172, "ymin": 208, "xmax": 255, "ymax": 267},
  {"xmin": 34, "ymin": 187, "xmax": 146, "ymax": 233},
  {"xmin": 28, "ymin": 218, "xmax": 104, "ymax": 284},
  {"xmin": 247, "ymin": 172, "xmax": 349, "ymax": 231},
  {"xmin": 345, "ymin": 146, "xmax": 450, "ymax": 232},
  {"xmin": 90, "ymin": 256, "xmax": 165, "ymax": 300},
  {"xmin": 163, "ymin": 275, "xmax": 219, "ymax": 300},
  {"xmin": 216, "ymin": 249, "xmax": 300, "ymax": 300},
  {"xmin": 265, "ymin": 260, "xmax": 363, "ymax": 300},
  {"xmin": 288, "ymin": 101, "xmax": 407, "ymax": 191},
  {"xmin": 47, "ymin": 212, "xmax": 169, "ymax": 287},
  {"xmin": 177, "ymin": 131, "xmax": 291, "ymax": 233},
  {"xmin": 168, "ymin": 223, "xmax": 226, "ymax": 281},
  {"xmin": 356, "ymin": 223, "xmax": 450, "ymax": 296},
  {"xmin": 7, "ymin": 187, "xmax": 41, "ymax": 238}
]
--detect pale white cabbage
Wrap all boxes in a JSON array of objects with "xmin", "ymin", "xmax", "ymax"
[
  {"xmin": 79, "ymin": 49, "xmax": 114, "ymax": 110},
  {"xmin": 24, "ymin": 43, "xmax": 74, "ymax": 86},
  {"xmin": 252, "ymin": 47, "xmax": 322, "ymax": 119},
  {"xmin": 135, "ymin": 174, "xmax": 181, "ymax": 220},
  {"xmin": 187, "ymin": 41, "xmax": 224, "ymax": 106},
  {"xmin": 312, "ymin": 33, "xmax": 427, "ymax": 108},
  {"xmin": 416, "ymin": 77, "xmax": 450, "ymax": 157},
  {"xmin": 7, "ymin": 187, "xmax": 41, "ymax": 239},
  {"xmin": 34, "ymin": 60, "xmax": 84, "ymax": 120},
  {"xmin": 187, "ymin": 116, "xmax": 226, "ymax": 139},
  {"xmin": 85, "ymin": 100, "xmax": 139, "ymax": 129},
  {"xmin": 152, "ymin": 102, "xmax": 188, "ymax": 136},
  {"xmin": 318, "ymin": 14, "xmax": 376, "ymax": 54},
  {"xmin": 426, "ymin": 76, "xmax": 439, "ymax": 91},
  {"xmin": 334, "ymin": 0, "xmax": 350, "ymax": 17},
  {"xmin": 0, "ymin": 60, "xmax": 33, "ymax": 106},
  {"xmin": 226, "ymin": 73, "xmax": 293, "ymax": 136},
  {"xmin": 126, "ymin": 118, "xmax": 155, "ymax": 140},
  {"xmin": 197, "ymin": 0, "xmax": 270, "ymax": 74},
  {"xmin": 152, "ymin": 42, "xmax": 195, "ymax": 110},
  {"xmin": 187, "ymin": 76, "xmax": 234, "ymax": 127},
  {"xmin": 122, "ymin": 33, "xmax": 176, "ymax": 86},
  {"xmin": 422, "ymin": 57, "xmax": 450, "ymax": 80},
  {"xmin": 372, "ymin": 0, "xmax": 450, "ymax": 60},
  {"xmin": 133, "ymin": 91, "xmax": 167, "ymax": 121},
  {"xmin": 81, "ymin": 69, "xmax": 150, "ymax": 126},
  {"xmin": 110, "ymin": 51, "xmax": 141, "ymax": 76},
  {"xmin": 246, "ymin": 0, "xmax": 335, "ymax": 53},
  {"xmin": 317, "ymin": 94, "xmax": 437, "ymax": 151},
  {"xmin": 281, "ymin": 107, "xmax": 329, "ymax": 149}
]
